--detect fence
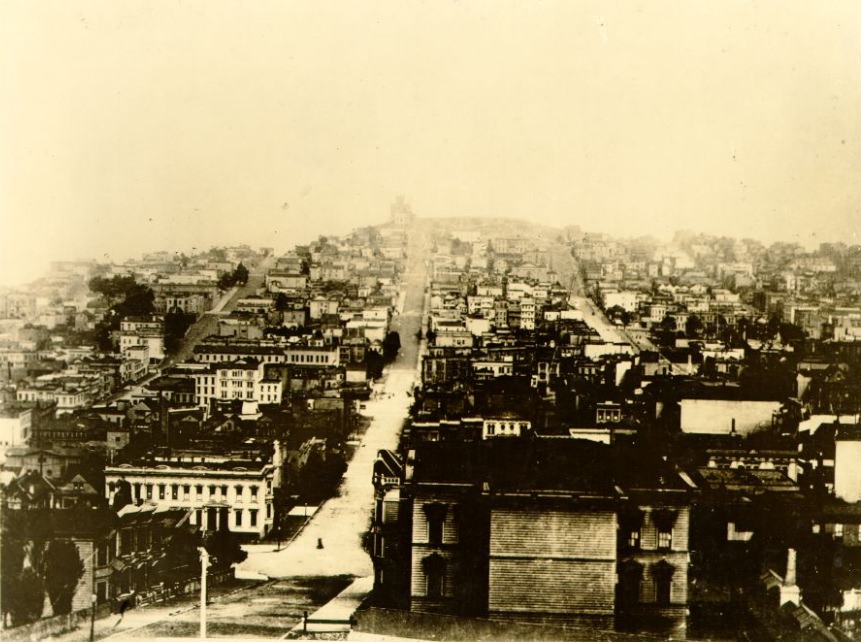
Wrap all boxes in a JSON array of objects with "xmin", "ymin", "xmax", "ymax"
[
  {"xmin": 2, "ymin": 569, "xmax": 233, "ymax": 642},
  {"xmin": 2, "ymin": 602, "xmax": 112, "ymax": 642}
]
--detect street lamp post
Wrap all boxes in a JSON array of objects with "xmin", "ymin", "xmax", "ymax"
[
  {"xmin": 89, "ymin": 593, "xmax": 97, "ymax": 642},
  {"xmin": 199, "ymin": 547, "xmax": 209, "ymax": 639}
]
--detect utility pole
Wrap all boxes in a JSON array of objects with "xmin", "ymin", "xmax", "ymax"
[{"xmin": 199, "ymin": 547, "xmax": 209, "ymax": 639}]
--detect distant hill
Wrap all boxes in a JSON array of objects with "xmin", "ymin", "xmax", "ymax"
[{"xmin": 410, "ymin": 216, "xmax": 567, "ymax": 243}]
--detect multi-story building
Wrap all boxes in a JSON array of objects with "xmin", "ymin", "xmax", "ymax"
[
  {"xmin": 190, "ymin": 358, "xmax": 283, "ymax": 414},
  {"xmin": 119, "ymin": 315, "xmax": 165, "ymax": 362},
  {"xmin": 105, "ymin": 443, "xmax": 284, "ymax": 540},
  {"xmin": 193, "ymin": 342, "xmax": 340, "ymax": 368},
  {"xmin": 375, "ymin": 438, "xmax": 694, "ymax": 633},
  {"xmin": 153, "ymin": 286, "xmax": 218, "ymax": 316},
  {"xmin": 16, "ymin": 376, "xmax": 102, "ymax": 416}
]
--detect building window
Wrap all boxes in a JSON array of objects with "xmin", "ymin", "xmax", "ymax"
[
  {"xmin": 146, "ymin": 484, "xmax": 153, "ymax": 499},
  {"xmin": 235, "ymin": 485, "xmax": 244, "ymax": 501},
  {"xmin": 424, "ymin": 503, "xmax": 446, "ymax": 546},
  {"xmin": 628, "ymin": 529, "xmax": 641, "ymax": 549},
  {"xmin": 653, "ymin": 510, "xmax": 678, "ymax": 551},
  {"xmin": 171, "ymin": 484, "xmax": 179, "ymax": 500},
  {"xmin": 220, "ymin": 485, "xmax": 228, "ymax": 498},
  {"xmin": 250, "ymin": 510, "xmax": 258, "ymax": 527},
  {"xmin": 653, "ymin": 560, "xmax": 675, "ymax": 606},
  {"xmin": 158, "ymin": 484, "xmax": 165, "ymax": 500},
  {"xmin": 235, "ymin": 509, "xmax": 243, "ymax": 527},
  {"xmin": 656, "ymin": 577, "xmax": 672, "ymax": 606},
  {"xmin": 209, "ymin": 485, "xmax": 216, "ymax": 498},
  {"xmin": 96, "ymin": 543, "xmax": 109, "ymax": 566},
  {"xmin": 183, "ymin": 484, "xmax": 190, "ymax": 496},
  {"xmin": 835, "ymin": 523, "xmax": 844, "ymax": 540},
  {"xmin": 250, "ymin": 485, "xmax": 258, "ymax": 501},
  {"xmin": 96, "ymin": 581, "xmax": 107, "ymax": 603},
  {"xmin": 423, "ymin": 554, "xmax": 446, "ymax": 599},
  {"xmin": 195, "ymin": 485, "xmax": 203, "ymax": 497}
]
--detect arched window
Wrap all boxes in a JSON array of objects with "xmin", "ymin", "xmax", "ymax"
[{"xmin": 422, "ymin": 553, "xmax": 446, "ymax": 599}]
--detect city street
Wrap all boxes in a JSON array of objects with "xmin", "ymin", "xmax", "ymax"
[{"xmin": 239, "ymin": 228, "xmax": 428, "ymax": 580}]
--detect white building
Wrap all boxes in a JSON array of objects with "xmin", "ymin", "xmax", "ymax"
[
  {"xmin": 482, "ymin": 414, "xmax": 530, "ymax": 439},
  {"xmin": 835, "ymin": 426, "xmax": 861, "ymax": 503},
  {"xmin": 191, "ymin": 358, "xmax": 283, "ymax": 414},
  {"xmin": 105, "ymin": 445, "xmax": 284, "ymax": 539}
]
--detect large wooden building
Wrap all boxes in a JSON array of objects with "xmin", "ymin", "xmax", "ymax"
[{"xmin": 372, "ymin": 438, "xmax": 695, "ymax": 633}]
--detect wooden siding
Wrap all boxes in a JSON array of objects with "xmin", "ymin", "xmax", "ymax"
[
  {"xmin": 489, "ymin": 558, "xmax": 615, "ymax": 614},
  {"xmin": 636, "ymin": 554, "xmax": 689, "ymax": 605},
  {"xmin": 488, "ymin": 508, "xmax": 616, "ymax": 615},
  {"xmin": 490, "ymin": 508, "xmax": 616, "ymax": 559},
  {"xmin": 383, "ymin": 499, "xmax": 399, "ymax": 525},
  {"xmin": 638, "ymin": 506, "xmax": 690, "ymax": 553},
  {"xmin": 410, "ymin": 548, "xmax": 457, "ymax": 598},
  {"xmin": 412, "ymin": 499, "xmax": 460, "ymax": 545}
]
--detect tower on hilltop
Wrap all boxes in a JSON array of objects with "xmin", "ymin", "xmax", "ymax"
[{"xmin": 390, "ymin": 195, "xmax": 416, "ymax": 228}]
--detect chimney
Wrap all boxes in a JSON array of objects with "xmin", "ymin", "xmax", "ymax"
[
  {"xmin": 785, "ymin": 548, "xmax": 797, "ymax": 585},
  {"xmin": 780, "ymin": 548, "xmax": 801, "ymax": 606}
]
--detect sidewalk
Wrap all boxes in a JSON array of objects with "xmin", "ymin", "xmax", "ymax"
[
  {"xmin": 41, "ymin": 579, "xmax": 263, "ymax": 642},
  {"xmin": 288, "ymin": 576, "xmax": 373, "ymax": 637}
]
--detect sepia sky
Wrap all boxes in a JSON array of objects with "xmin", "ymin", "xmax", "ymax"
[{"xmin": 1, "ymin": 1, "xmax": 859, "ymax": 286}]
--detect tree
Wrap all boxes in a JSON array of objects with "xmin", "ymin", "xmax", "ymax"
[
  {"xmin": 162, "ymin": 528, "xmax": 201, "ymax": 591},
  {"xmin": 365, "ymin": 351, "xmax": 384, "ymax": 380},
  {"xmin": 605, "ymin": 305, "xmax": 631, "ymax": 327},
  {"xmin": 233, "ymin": 262, "xmax": 249, "ymax": 285},
  {"xmin": 685, "ymin": 314, "xmax": 703, "ymax": 339},
  {"xmin": 779, "ymin": 322, "xmax": 806, "ymax": 345},
  {"xmin": 217, "ymin": 272, "xmax": 235, "ymax": 290},
  {"xmin": 1, "ymin": 530, "xmax": 26, "ymax": 626},
  {"xmin": 43, "ymin": 540, "xmax": 84, "ymax": 616},
  {"xmin": 164, "ymin": 311, "xmax": 195, "ymax": 353},
  {"xmin": 112, "ymin": 479, "xmax": 133, "ymax": 511},
  {"xmin": 205, "ymin": 513, "xmax": 247, "ymax": 572},
  {"xmin": 382, "ymin": 331, "xmax": 401, "ymax": 362},
  {"xmin": 7, "ymin": 567, "xmax": 44, "ymax": 626}
]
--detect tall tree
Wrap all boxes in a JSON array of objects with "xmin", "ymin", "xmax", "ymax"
[
  {"xmin": 382, "ymin": 331, "xmax": 401, "ymax": 362},
  {"xmin": 43, "ymin": 540, "xmax": 84, "ymax": 616},
  {"xmin": 162, "ymin": 528, "xmax": 201, "ymax": 591},
  {"xmin": 204, "ymin": 520, "xmax": 247, "ymax": 572},
  {"xmin": 7, "ymin": 568, "xmax": 44, "ymax": 626},
  {"xmin": 1, "ymin": 530, "xmax": 26, "ymax": 626},
  {"xmin": 233, "ymin": 262, "xmax": 249, "ymax": 285}
]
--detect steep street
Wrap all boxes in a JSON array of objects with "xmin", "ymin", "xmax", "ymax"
[{"xmin": 239, "ymin": 226, "xmax": 429, "ymax": 580}]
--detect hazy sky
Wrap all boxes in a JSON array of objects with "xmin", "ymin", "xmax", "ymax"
[{"xmin": 1, "ymin": 1, "xmax": 859, "ymax": 286}]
